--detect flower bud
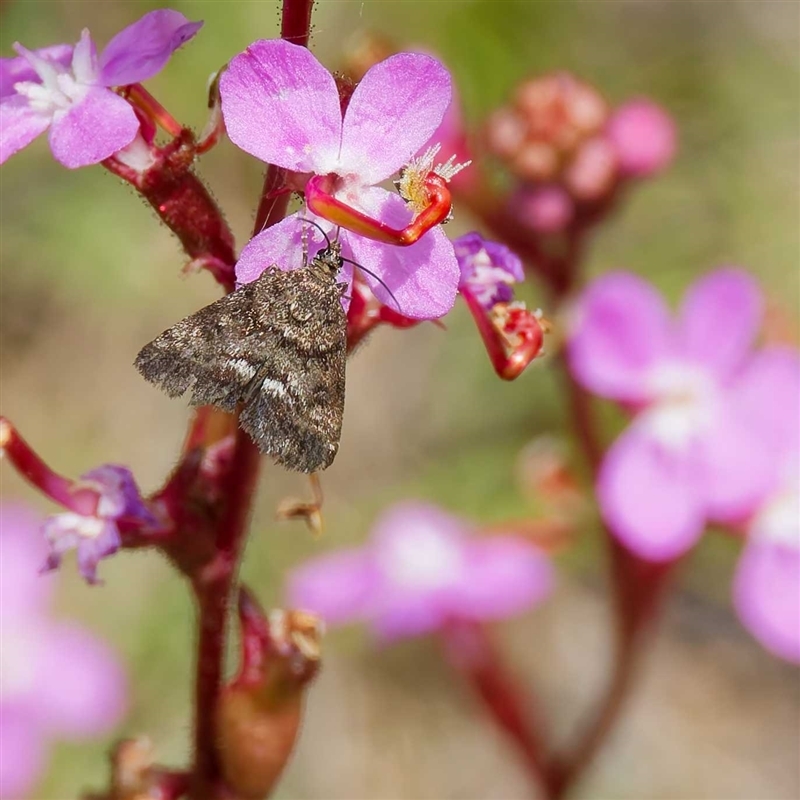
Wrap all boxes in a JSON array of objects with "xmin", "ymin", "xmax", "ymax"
[{"xmin": 216, "ymin": 590, "xmax": 322, "ymax": 799}]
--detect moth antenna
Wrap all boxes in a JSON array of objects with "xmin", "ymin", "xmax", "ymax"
[
  {"xmin": 339, "ymin": 257, "xmax": 402, "ymax": 312},
  {"xmin": 300, "ymin": 215, "xmax": 310, "ymax": 268},
  {"xmin": 299, "ymin": 217, "xmax": 333, "ymax": 251}
]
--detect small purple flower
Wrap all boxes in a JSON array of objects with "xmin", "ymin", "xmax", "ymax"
[
  {"xmin": 0, "ymin": 10, "xmax": 202, "ymax": 168},
  {"xmin": 729, "ymin": 347, "xmax": 800, "ymax": 663},
  {"xmin": 568, "ymin": 268, "xmax": 775, "ymax": 561},
  {"xmin": 454, "ymin": 231, "xmax": 524, "ymax": 309},
  {"xmin": 41, "ymin": 464, "xmax": 156, "ymax": 584},
  {"xmin": 220, "ymin": 40, "xmax": 460, "ymax": 320},
  {"xmin": 0, "ymin": 504, "xmax": 127, "ymax": 799},
  {"xmin": 286, "ymin": 502, "xmax": 554, "ymax": 642}
]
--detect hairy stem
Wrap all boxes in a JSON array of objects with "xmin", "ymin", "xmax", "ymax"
[{"xmin": 187, "ymin": 3, "xmax": 315, "ymax": 796}]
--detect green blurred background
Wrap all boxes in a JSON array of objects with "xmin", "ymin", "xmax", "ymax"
[{"xmin": 1, "ymin": 1, "xmax": 798, "ymax": 797}]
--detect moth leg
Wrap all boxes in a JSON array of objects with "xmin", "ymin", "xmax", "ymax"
[{"xmin": 275, "ymin": 473, "xmax": 325, "ymax": 536}]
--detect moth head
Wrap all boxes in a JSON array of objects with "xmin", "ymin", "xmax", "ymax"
[{"xmin": 310, "ymin": 240, "xmax": 344, "ymax": 279}]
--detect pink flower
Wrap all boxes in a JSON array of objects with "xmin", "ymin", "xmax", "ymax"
[
  {"xmin": 513, "ymin": 185, "xmax": 574, "ymax": 234},
  {"xmin": 454, "ymin": 231, "xmax": 524, "ymax": 309},
  {"xmin": 286, "ymin": 502, "xmax": 554, "ymax": 641},
  {"xmin": 220, "ymin": 40, "xmax": 460, "ymax": 320},
  {"xmin": 606, "ymin": 99, "xmax": 676, "ymax": 177},
  {"xmin": 0, "ymin": 504, "xmax": 127, "ymax": 799},
  {"xmin": 0, "ymin": 10, "xmax": 202, "ymax": 168},
  {"xmin": 568, "ymin": 268, "xmax": 774, "ymax": 561},
  {"xmin": 42, "ymin": 464, "xmax": 157, "ymax": 584},
  {"xmin": 730, "ymin": 347, "xmax": 800, "ymax": 662}
]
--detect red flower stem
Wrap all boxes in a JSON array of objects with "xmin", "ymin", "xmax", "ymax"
[
  {"xmin": 104, "ymin": 131, "xmax": 237, "ymax": 292},
  {"xmin": 281, "ymin": 0, "xmax": 314, "ymax": 46},
  {"xmin": 0, "ymin": 416, "xmax": 97, "ymax": 514},
  {"xmin": 441, "ymin": 621, "xmax": 553, "ymax": 799},
  {"xmin": 540, "ymin": 273, "xmax": 672, "ymax": 796},
  {"xmin": 188, "ymin": 3, "xmax": 314, "ymax": 795}
]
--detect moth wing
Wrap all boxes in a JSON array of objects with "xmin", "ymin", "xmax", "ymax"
[
  {"xmin": 239, "ymin": 342, "xmax": 346, "ymax": 472},
  {"xmin": 134, "ymin": 278, "xmax": 277, "ymax": 411}
]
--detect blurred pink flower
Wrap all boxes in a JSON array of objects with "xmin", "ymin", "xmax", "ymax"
[
  {"xmin": 568, "ymin": 268, "xmax": 775, "ymax": 561},
  {"xmin": 730, "ymin": 347, "xmax": 800, "ymax": 663},
  {"xmin": 220, "ymin": 40, "xmax": 459, "ymax": 319},
  {"xmin": 514, "ymin": 185, "xmax": 574, "ymax": 234},
  {"xmin": 0, "ymin": 10, "xmax": 202, "ymax": 167},
  {"xmin": 42, "ymin": 464, "xmax": 157, "ymax": 584},
  {"xmin": 286, "ymin": 502, "xmax": 554, "ymax": 641},
  {"xmin": 606, "ymin": 99, "xmax": 676, "ymax": 177},
  {"xmin": 0, "ymin": 504, "xmax": 127, "ymax": 799}
]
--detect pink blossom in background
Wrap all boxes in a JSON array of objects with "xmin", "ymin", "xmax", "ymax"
[
  {"xmin": 286, "ymin": 502, "xmax": 554, "ymax": 641},
  {"xmin": 220, "ymin": 40, "xmax": 460, "ymax": 319},
  {"xmin": 513, "ymin": 185, "xmax": 574, "ymax": 234},
  {"xmin": 0, "ymin": 10, "xmax": 202, "ymax": 167},
  {"xmin": 568, "ymin": 268, "xmax": 774, "ymax": 561},
  {"xmin": 454, "ymin": 231, "xmax": 524, "ymax": 309},
  {"xmin": 42, "ymin": 464, "xmax": 157, "ymax": 584},
  {"xmin": 0, "ymin": 504, "xmax": 127, "ymax": 799},
  {"xmin": 729, "ymin": 347, "xmax": 800, "ymax": 663},
  {"xmin": 606, "ymin": 99, "xmax": 676, "ymax": 177}
]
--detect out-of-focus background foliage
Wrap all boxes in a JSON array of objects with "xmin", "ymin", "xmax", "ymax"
[{"xmin": 1, "ymin": 1, "xmax": 798, "ymax": 797}]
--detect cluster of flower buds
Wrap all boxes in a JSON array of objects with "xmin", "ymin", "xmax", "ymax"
[{"xmin": 485, "ymin": 73, "xmax": 676, "ymax": 233}]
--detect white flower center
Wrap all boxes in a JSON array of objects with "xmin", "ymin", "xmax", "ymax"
[
  {"xmin": 640, "ymin": 361, "xmax": 719, "ymax": 452},
  {"xmin": 378, "ymin": 524, "xmax": 466, "ymax": 593},
  {"xmin": 0, "ymin": 617, "xmax": 42, "ymax": 700},
  {"xmin": 752, "ymin": 460, "xmax": 800, "ymax": 550},
  {"xmin": 13, "ymin": 46, "xmax": 90, "ymax": 115}
]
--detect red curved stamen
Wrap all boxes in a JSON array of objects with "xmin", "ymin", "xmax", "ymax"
[
  {"xmin": 306, "ymin": 173, "xmax": 452, "ymax": 246},
  {"xmin": 461, "ymin": 290, "xmax": 545, "ymax": 381}
]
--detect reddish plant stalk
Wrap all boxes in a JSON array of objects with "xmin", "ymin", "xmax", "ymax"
[
  {"xmin": 187, "ymin": 2, "xmax": 314, "ymax": 796},
  {"xmin": 441, "ymin": 621, "xmax": 553, "ymax": 799},
  {"xmin": 539, "ymin": 257, "xmax": 672, "ymax": 797}
]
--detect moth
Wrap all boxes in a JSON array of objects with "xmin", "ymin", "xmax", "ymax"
[{"xmin": 135, "ymin": 240, "xmax": 347, "ymax": 473}]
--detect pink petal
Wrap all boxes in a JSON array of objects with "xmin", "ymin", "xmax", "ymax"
[
  {"xmin": 453, "ymin": 536, "xmax": 555, "ymax": 620},
  {"xmin": 371, "ymin": 593, "xmax": 448, "ymax": 641},
  {"xmin": 598, "ymin": 425, "xmax": 706, "ymax": 561},
  {"xmin": 286, "ymin": 550, "xmax": 377, "ymax": 627},
  {"xmin": 698, "ymin": 405, "xmax": 776, "ymax": 523},
  {"xmin": 98, "ymin": 10, "xmax": 202, "ymax": 86},
  {"xmin": 37, "ymin": 623, "xmax": 127, "ymax": 737},
  {"xmin": 343, "ymin": 188, "xmax": 459, "ymax": 319},
  {"xmin": 677, "ymin": 268, "xmax": 762, "ymax": 379},
  {"xmin": 220, "ymin": 40, "xmax": 341, "ymax": 174},
  {"xmin": 567, "ymin": 272, "xmax": 672, "ymax": 402},
  {"xmin": 235, "ymin": 214, "xmax": 354, "ymax": 306},
  {"xmin": 730, "ymin": 345, "xmax": 800, "ymax": 456},
  {"xmin": 733, "ymin": 541, "xmax": 800, "ymax": 663},
  {"xmin": 48, "ymin": 87, "xmax": 138, "ymax": 167},
  {"xmin": 0, "ymin": 706, "xmax": 46, "ymax": 800},
  {"xmin": 0, "ymin": 95, "xmax": 51, "ymax": 164},
  {"xmin": 606, "ymin": 100, "xmax": 676, "ymax": 177},
  {"xmin": 1, "ymin": 43, "xmax": 73, "ymax": 98},
  {"xmin": 338, "ymin": 52, "xmax": 451, "ymax": 184},
  {"xmin": 0, "ymin": 504, "xmax": 54, "ymax": 615}
]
